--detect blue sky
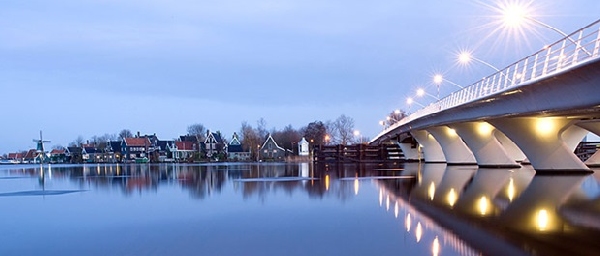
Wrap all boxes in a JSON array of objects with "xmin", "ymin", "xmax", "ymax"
[{"xmin": 1, "ymin": 0, "xmax": 599, "ymax": 153}]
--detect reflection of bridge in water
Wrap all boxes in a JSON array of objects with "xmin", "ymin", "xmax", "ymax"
[
  {"xmin": 378, "ymin": 163, "xmax": 600, "ymax": 255},
  {"xmin": 373, "ymin": 19, "xmax": 600, "ymax": 173}
]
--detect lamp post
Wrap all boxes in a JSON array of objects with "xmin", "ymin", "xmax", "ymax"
[
  {"xmin": 457, "ymin": 51, "xmax": 500, "ymax": 72},
  {"xmin": 433, "ymin": 74, "xmax": 463, "ymax": 99},
  {"xmin": 500, "ymin": 3, "xmax": 591, "ymax": 56},
  {"xmin": 416, "ymin": 88, "xmax": 439, "ymax": 101},
  {"xmin": 353, "ymin": 130, "xmax": 362, "ymax": 144},
  {"xmin": 406, "ymin": 97, "xmax": 425, "ymax": 113}
]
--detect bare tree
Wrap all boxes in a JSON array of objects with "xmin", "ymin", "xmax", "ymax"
[
  {"xmin": 333, "ymin": 114, "xmax": 355, "ymax": 145},
  {"xmin": 272, "ymin": 124, "xmax": 302, "ymax": 150},
  {"xmin": 52, "ymin": 145, "xmax": 65, "ymax": 150},
  {"xmin": 119, "ymin": 129, "xmax": 133, "ymax": 140},
  {"xmin": 69, "ymin": 136, "xmax": 85, "ymax": 147},
  {"xmin": 256, "ymin": 118, "xmax": 268, "ymax": 140},
  {"xmin": 240, "ymin": 121, "xmax": 261, "ymax": 159},
  {"xmin": 386, "ymin": 109, "xmax": 407, "ymax": 126},
  {"xmin": 187, "ymin": 123, "xmax": 206, "ymax": 136}
]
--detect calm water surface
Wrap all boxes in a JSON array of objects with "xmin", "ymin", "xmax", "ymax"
[{"xmin": 0, "ymin": 162, "xmax": 599, "ymax": 255}]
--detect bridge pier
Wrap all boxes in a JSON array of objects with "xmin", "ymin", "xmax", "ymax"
[
  {"xmin": 396, "ymin": 142, "xmax": 421, "ymax": 161},
  {"xmin": 489, "ymin": 117, "xmax": 590, "ymax": 172},
  {"xmin": 410, "ymin": 130, "xmax": 445, "ymax": 163},
  {"xmin": 426, "ymin": 126, "xmax": 477, "ymax": 165},
  {"xmin": 450, "ymin": 121, "xmax": 520, "ymax": 168},
  {"xmin": 493, "ymin": 130, "xmax": 527, "ymax": 163}
]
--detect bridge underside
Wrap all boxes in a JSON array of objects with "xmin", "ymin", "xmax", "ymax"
[{"xmin": 374, "ymin": 58, "xmax": 600, "ymax": 173}]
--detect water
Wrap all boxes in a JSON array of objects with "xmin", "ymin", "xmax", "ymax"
[{"xmin": 0, "ymin": 163, "xmax": 598, "ymax": 255}]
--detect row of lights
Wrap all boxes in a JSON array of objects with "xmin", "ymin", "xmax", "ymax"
[{"xmin": 381, "ymin": 2, "xmax": 574, "ymax": 126}]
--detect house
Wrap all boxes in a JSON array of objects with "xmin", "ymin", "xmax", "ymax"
[
  {"xmin": 204, "ymin": 130, "xmax": 226, "ymax": 160},
  {"xmin": 106, "ymin": 141, "xmax": 123, "ymax": 163},
  {"xmin": 227, "ymin": 132, "xmax": 251, "ymax": 161},
  {"xmin": 156, "ymin": 140, "xmax": 176, "ymax": 162},
  {"xmin": 122, "ymin": 137, "xmax": 152, "ymax": 161},
  {"xmin": 66, "ymin": 146, "xmax": 83, "ymax": 163},
  {"xmin": 298, "ymin": 137, "xmax": 310, "ymax": 156},
  {"xmin": 174, "ymin": 141, "xmax": 197, "ymax": 162},
  {"xmin": 7, "ymin": 152, "xmax": 24, "ymax": 163},
  {"xmin": 83, "ymin": 146, "xmax": 98, "ymax": 163},
  {"xmin": 23, "ymin": 149, "xmax": 41, "ymax": 163},
  {"xmin": 49, "ymin": 149, "xmax": 67, "ymax": 163},
  {"xmin": 259, "ymin": 134, "xmax": 287, "ymax": 161}
]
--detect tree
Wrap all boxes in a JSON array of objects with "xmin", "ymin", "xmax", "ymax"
[
  {"xmin": 303, "ymin": 121, "xmax": 328, "ymax": 145},
  {"xmin": 256, "ymin": 118, "xmax": 268, "ymax": 140},
  {"xmin": 119, "ymin": 129, "xmax": 133, "ymax": 140},
  {"xmin": 386, "ymin": 109, "xmax": 408, "ymax": 126},
  {"xmin": 240, "ymin": 121, "xmax": 261, "ymax": 160},
  {"xmin": 333, "ymin": 114, "xmax": 355, "ymax": 145},
  {"xmin": 187, "ymin": 123, "xmax": 206, "ymax": 136},
  {"xmin": 52, "ymin": 145, "xmax": 65, "ymax": 150},
  {"xmin": 272, "ymin": 124, "xmax": 302, "ymax": 151},
  {"xmin": 68, "ymin": 136, "xmax": 85, "ymax": 147}
]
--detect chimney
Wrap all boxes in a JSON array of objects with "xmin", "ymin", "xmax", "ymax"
[{"xmin": 137, "ymin": 131, "xmax": 140, "ymax": 138}]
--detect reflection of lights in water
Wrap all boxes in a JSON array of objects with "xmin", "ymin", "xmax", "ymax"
[
  {"xmin": 386, "ymin": 195, "xmax": 390, "ymax": 211},
  {"xmin": 447, "ymin": 188, "xmax": 457, "ymax": 207},
  {"xmin": 507, "ymin": 178, "xmax": 515, "ymax": 201},
  {"xmin": 536, "ymin": 209, "xmax": 549, "ymax": 231},
  {"xmin": 416, "ymin": 222, "xmax": 423, "ymax": 242},
  {"xmin": 379, "ymin": 189, "xmax": 383, "ymax": 206},
  {"xmin": 394, "ymin": 201, "xmax": 399, "ymax": 218},
  {"xmin": 354, "ymin": 178, "xmax": 359, "ymax": 195},
  {"xmin": 405, "ymin": 213, "xmax": 411, "ymax": 232},
  {"xmin": 325, "ymin": 175, "xmax": 330, "ymax": 191},
  {"xmin": 97, "ymin": 165, "xmax": 100, "ymax": 175},
  {"xmin": 478, "ymin": 196, "xmax": 489, "ymax": 216},
  {"xmin": 428, "ymin": 182, "xmax": 435, "ymax": 200},
  {"xmin": 432, "ymin": 236, "xmax": 440, "ymax": 256}
]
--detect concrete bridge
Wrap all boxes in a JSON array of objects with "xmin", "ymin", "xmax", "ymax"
[{"xmin": 372, "ymin": 19, "xmax": 600, "ymax": 172}]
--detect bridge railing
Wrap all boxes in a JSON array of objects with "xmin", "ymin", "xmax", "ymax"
[{"xmin": 375, "ymin": 19, "xmax": 600, "ymax": 142}]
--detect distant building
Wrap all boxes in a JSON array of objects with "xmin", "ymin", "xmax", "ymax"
[
  {"xmin": 49, "ymin": 149, "xmax": 67, "ymax": 163},
  {"xmin": 66, "ymin": 146, "xmax": 83, "ymax": 163},
  {"xmin": 298, "ymin": 137, "xmax": 310, "ymax": 156},
  {"xmin": 259, "ymin": 134, "xmax": 287, "ymax": 161},
  {"xmin": 227, "ymin": 132, "xmax": 251, "ymax": 161},
  {"xmin": 122, "ymin": 137, "xmax": 151, "ymax": 161},
  {"xmin": 174, "ymin": 141, "xmax": 198, "ymax": 162},
  {"xmin": 204, "ymin": 130, "xmax": 226, "ymax": 159}
]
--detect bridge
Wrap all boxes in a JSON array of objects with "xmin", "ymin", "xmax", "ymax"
[{"xmin": 371, "ymin": 19, "xmax": 600, "ymax": 173}]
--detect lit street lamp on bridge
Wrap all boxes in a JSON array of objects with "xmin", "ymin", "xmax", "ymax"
[
  {"xmin": 500, "ymin": 3, "xmax": 591, "ymax": 56},
  {"xmin": 457, "ymin": 51, "xmax": 501, "ymax": 72},
  {"xmin": 416, "ymin": 88, "xmax": 439, "ymax": 101},
  {"xmin": 433, "ymin": 74, "xmax": 463, "ymax": 99}
]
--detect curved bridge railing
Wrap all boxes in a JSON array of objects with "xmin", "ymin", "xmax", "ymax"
[{"xmin": 374, "ymin": 19, "xmax": 600, "ymax": 142}]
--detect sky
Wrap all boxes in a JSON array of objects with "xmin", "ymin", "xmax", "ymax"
[{"xmin": 1, "ymin": 0, "xmax": 599, "ymax": 153}]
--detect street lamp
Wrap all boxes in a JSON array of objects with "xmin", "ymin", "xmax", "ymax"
[
  {"xmin": 353, "ymin": 130, "xmax": 362, "ymax": 144},
  {"xmin": 406, "ymin": 97, "xmax": 425, "ymax": 113},
  {"xmin": 416, "ymin": 88, "xmax": 439, "ymax": 101},
  {"xmin": 433, "ymin": 74, "xmax": 463, "ymax": 99},
  {"xmin": 500, "ymin": 2, "xmax": 591, "ymax": 56},
  {"xmin": 457, "ymin": 51, "xmax": 500, "ymax": 72}
]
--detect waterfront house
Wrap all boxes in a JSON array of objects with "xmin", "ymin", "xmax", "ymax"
[
  {"xmin": 106, "ymin": 141, "xmax": 123, "ymax": 162},
  {"xmin": 298, "ymin": 137, "xmax": 310, "ymax": 156},
  {"xmin": 174, "ymin": 141, "xmax": 197, "ymax": 162},
  {"xmin": 66, "ymin": 146, "xmax": 83, "ymax": 163},
  {"xmin": 204, "ymin": 131, "xmax": 226, "ymax": 159},
  {"xmin": 259, "ymin": 134, "xmax": 287, "ymax": 161},
  {"xmin": 122, "ymin": 137, "xmax": 151, "ymax": 161},
  {"xmin": 49, "ymin": 149, "xmax": 67, "ymax": 163},
  {"xmin": 156, "ymin": 140, "xmax": 176, "ymax": 162},
  {"xmin": 227, "ymin": 132, "xmax": 251, "ymax": 161},
  {"xmin": 8, "ymin": 152, "xmax": 25, "ymax": 163},
  {"xmin": 23, "ymin": 149, "xmax": 40, "ymax": 163}
]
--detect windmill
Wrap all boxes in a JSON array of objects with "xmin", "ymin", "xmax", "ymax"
[{"xmin": 33, "ymin": 130, "xmax": 51, "ymax": 164}]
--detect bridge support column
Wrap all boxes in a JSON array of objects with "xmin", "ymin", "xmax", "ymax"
[
  {"xmin": 396, "ymin": 142, "xmax": 421, "ymax": 161},
  {"xmin": 494, "ymin": 130, "xmax": 527, "ymax": 163},
  {"xmin": 488, "ymin": 117, "xmax": 590, "ymax": 172},
  {"xmin": 450, "ymin": 121, "xmax": 520, "ymax": 168},
  {"xmin": 410, "ymin": 130, "xmax": 445, "ymax": 163},
  {"xmin": 426, "ymin": 126, "xmax": 477, "ymax": 165},
  {"xmin": 576, "ymin": 121, "xmax": 600, "ymax": 166}
]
